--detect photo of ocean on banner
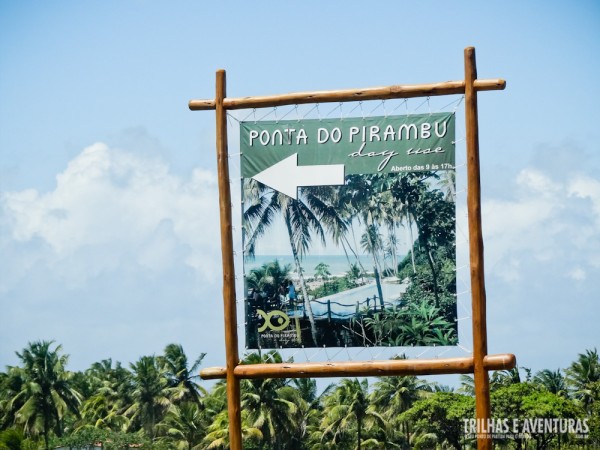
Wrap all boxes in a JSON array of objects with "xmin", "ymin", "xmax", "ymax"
[{"xmin": 242, "ymin": 171, "xmax": 457, "ymax": 349}]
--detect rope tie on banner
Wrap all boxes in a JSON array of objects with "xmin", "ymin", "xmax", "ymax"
[
  {"xmin": 412, "ymin": 97, "xmax": 429, "ymax": 114},
  {"xmin": 240, "ymin": 109, "xmax": 255, "ymax": 123},
  {"xmin": 257, "ymin": 108, "xmax": 273, "ymax": 122},
  {"xmin": 372, "ymin": 347, "xmax": 386, "ymax": 360},
  {"xmin": 347, "ymin": 101, "xmax": 361, "ymax": 116},
  {"xmin": 328, "ymin": 346, "xmax": 345, "ymax": 361},
  {"xmin": 369, "ymin": 100, "xmax": 385, "ymax": 115},
  {"xmin": 227, "ymin": 114, "xmax": 238, "ymax": 126},
  {"xmin": 457, "ymin": 343, "xmax": 472, "ymax": 354},
  {"xmin": 278, "ymin": 106, "xmax": 295, "ymax": 121},
  {"xmin": 288, "ymin": 347, "xmax": 301, "ymax": 361},
  {"xmin": 417, "ymin": 347, "xmax": 431, "ymax": 358},
  {"xmin": 390, "ymin": 99, "xmax": 408, "ymax": 114},
  {"xmin": 302, "ymin": 346, "xmax": 310, "ymax": 362},
  {"xmin": 301, "ymin": 104, "xmax": 318, "ymax": 120},
  {"xmin": 367, "ymin": 347, "xmax": 376, "ymax": 361},
  {"xmin": 437, "ymin": 347, "xmax": 452, "ymax": 357},
  {"xmin": 325, "ymin": 102, "xmax": 341, "ymax": 118},
  {"xmin": 439, "ymin": 95, "xmax": 465, "ymax": 112}
]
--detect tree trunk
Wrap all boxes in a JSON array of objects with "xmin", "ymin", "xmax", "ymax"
[
  {"xmin": 342, "ymin": 234, "xmax": 368, "ymax": 279},
  {"xmin": 292, "ymin": 250, "xmax": 318, "ymax": 346},
  {"xmin": 284, "ymin": 216, "xmax": 318, "ymax": 346},
  {"xmin": 43, "ymin": 412, "xmax": 51, "ymax": 450},
  {"xmin": 426, "ymin": 248, "xmax": 439, "ymax": 306},
  {"xmin": 365, "ymin": 218, "xmax": 385, "ymax": 309},
  {"xmin": 357, "ymin": 416, "xmax": 362, "ymax": 450},
  {"xmin": 406, "ymin": 208, "xmax": 416, "ymax": 274},
  {"xmin": 374, "ymin": 266, "xmax": 385, "ymax": 309}
]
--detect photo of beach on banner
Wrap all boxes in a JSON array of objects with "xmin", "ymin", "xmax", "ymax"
[{"xmin": 242, "ymin": 171, "xmax": 457, "ymax": 349}]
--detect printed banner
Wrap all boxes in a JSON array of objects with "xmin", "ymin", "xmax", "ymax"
[{"xmin": 241, "ymin": 113, "xmax": 457, "ymax": 349}]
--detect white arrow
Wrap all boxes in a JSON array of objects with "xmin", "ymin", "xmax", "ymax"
[{"xmin": 251, "ymin": 153, "xmax": 345, "ymax": 199}]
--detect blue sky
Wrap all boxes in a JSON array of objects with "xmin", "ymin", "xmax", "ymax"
[{"xmin": 1, "ymin": 1, "xmax": 599, "ymax": 385}]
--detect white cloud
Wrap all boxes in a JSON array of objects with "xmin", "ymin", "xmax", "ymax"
[
  {"xmin": 516, "ymin": 168, "xmax": 560, "ymax": 195},
  {"xmin": 1, "ymin": 143, "xmax": 221, "ymax": 290},
  {"xmin": 568, "ymin": 175, "xmax": 600, "ymax": 224},
  {"xmin": 567, "ymin": 267, "xmax": 587, "ymax": 281},
  {"xmin": 482, "ymin": 168, "xmax": 600, "ymax": 282}
]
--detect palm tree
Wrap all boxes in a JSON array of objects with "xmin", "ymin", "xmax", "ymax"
[
  {"xmin": 11, "ymin": 341, "xmax": 81, "ymax": 450},
  {"xmin": 320, "ymin": 378, "xmax": 385, "ymax": 450},
  {"xmin": 240, "ymin": 352, "xmax": 302, "ymax": 449},
  {"xmin": 158, "ymin": 402, "xmax": 207, "ymax": 450},
  {"xmin": 161, "ymin": 344, "xmax": 206, "ymax": 406},
  {"xmin": 340, "ymin": 175, "xmax": 392, "ymax": 308},
  {"xmin": 458, "ymin": 374, "xmax": 475, "ymax": 396},
  {"xmin": 566, "ymin": 348, "xmax": 600, "ymax": 412},
  {"xmin": 291, "ymin": 378, "xmax": 336, "ymax": 449},
  {"xmin": 360, "ymin": 224, "xmax": 386, "ymax": 308},
  {"xmin": 491, "ymin": 367, "xmax": 524, "ymax": 387},
  {"xmin": 243, "ymin": 180, "xmax": 347, "ymax": 346},
  {"xmin": 384, "ymin": 230, "xmax": 399, "ymax": 277},
  {"xmin": 438, "ymin": 169, "xmax": 456, "ymax": 201},
  {"xmin": 125, "ymin": 355, "xmax": 174, "ymax": 438},
  {"xmin": 79, "ymin": 391, "xmax": 130, "ymax": 432},
  {"xmin": 246, "ymin": 259, "xmax": 292, "ymax": 302},
  {"xmin": 204, "ymin": 409, "xmax": 263, "ymax": 450},
  {"xmin": 370, "ymin": 374, "xmax": 427, "ymax": 446},
  {"xmin": 79, "ymin": 359, "xmax": 133, "ymax": 431},
  {"xmin": 534, "ymin": 369, "xmax": 569, "ymax": 397},
  {"xmin": 0, "ymin": 366, "xmax": 26, "ymax": 431}
]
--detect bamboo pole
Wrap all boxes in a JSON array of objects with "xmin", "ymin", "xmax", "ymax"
[
  {"xmin": 215, "ymin": 69, "xmax": 243, "ymax": 450},
  {"xmin": 464, "ymin": 47, "xmax": 492, "ymax": 450},
  {"xmin": 199, "ymin": 353, "xmax": 516, "ymax": 380},
  {"xmin": 189, "ymin": 78, "xmax": 505, "ymax": 111}
]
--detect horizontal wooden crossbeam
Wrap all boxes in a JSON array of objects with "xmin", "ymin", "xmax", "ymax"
[
  {"xmin": 189, "ymin": 79, "xmax": 506, "ymax": 111},
  {"xmin": 200, "ymin": 353, "xmax": 516, "ymax": 380}
]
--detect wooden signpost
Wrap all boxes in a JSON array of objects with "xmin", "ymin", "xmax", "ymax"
[{"xmin": 189, "ymin": 47, "xmax": 515, "ymax": 450}]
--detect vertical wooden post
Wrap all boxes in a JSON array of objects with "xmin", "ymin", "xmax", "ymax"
[
  {"xmin": 464, "ymin": 47, "xmax": 492, "ymax": 449},
  {"xmin": 215, "ymin": 69, "xmax": 243, "ymax": 450}
]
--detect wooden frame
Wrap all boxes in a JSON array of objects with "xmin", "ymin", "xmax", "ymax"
[{"xmin": 189, "ymin": 47, "xmax": 514, "ymax": 450}]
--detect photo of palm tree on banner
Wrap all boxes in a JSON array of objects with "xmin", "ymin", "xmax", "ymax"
[{"xmin": 241, "ymin": 114, "xmax": 457, "ymax": 349}]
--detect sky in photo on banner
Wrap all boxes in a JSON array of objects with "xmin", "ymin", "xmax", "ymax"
[{"xmin": 1, "ymin": 1, "xmax": 599, "ymax": 386}]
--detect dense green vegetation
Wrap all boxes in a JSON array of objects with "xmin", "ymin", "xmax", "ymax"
[{"xmin": 1, "ymin": 342, "xmax": 598, "ymax": 449}]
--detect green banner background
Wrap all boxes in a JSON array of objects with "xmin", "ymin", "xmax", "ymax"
[{"xmin": 241, "ymin": 112, "xmax": 455, "ymax": 177}]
